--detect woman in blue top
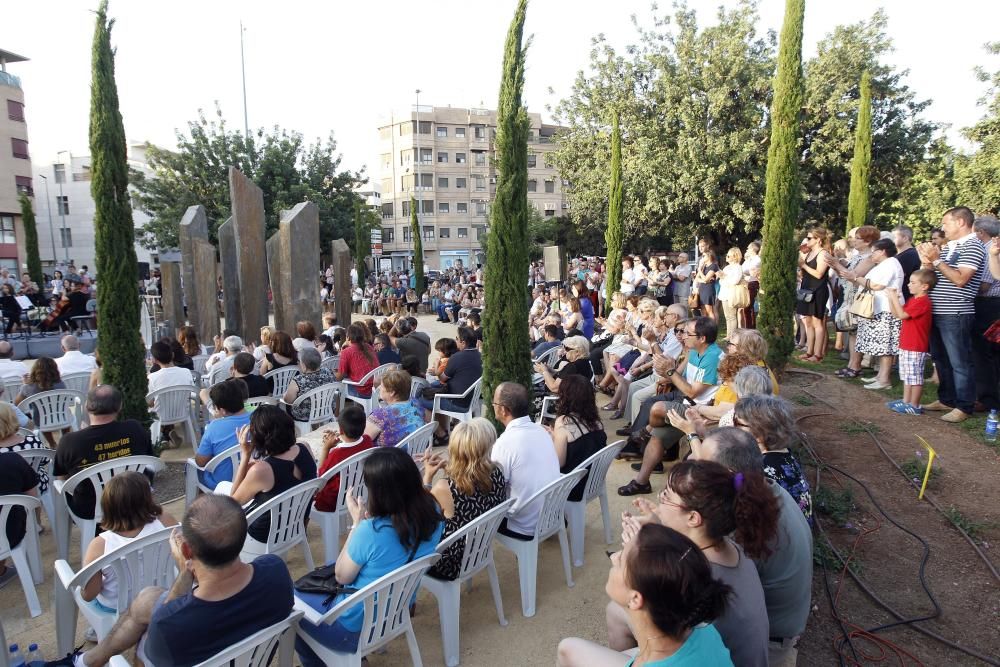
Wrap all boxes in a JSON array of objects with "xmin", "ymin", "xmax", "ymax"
[
  {"xmin": 296, "ymin": 447, "xmax": 444, "ymax": 665},
  {"xmin": 574, "ymin": 280, "xmax": 596, "ymax": 339},
  {"xmin": 557, "ymin": 523, "xmax": 733, "ymax": 666}
]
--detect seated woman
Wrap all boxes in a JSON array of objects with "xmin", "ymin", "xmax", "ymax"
[
  {"xmin": 421, "ymin": 417, "xmax": 507, "ymax": 581},
  {"xmin": 734, "ymin": 394, "xmax": 813, "ymax": 523},
  {"xmin": 282, "ymin": 348, "xmax": 336, "ymax": 423},
  {"xmin": 259, "ymin": 330, "xmax": 298, "ymax": 376},
  {"xmin": 669, "ymin": 365, "xmax": 774, "ymax": 438},
  {"xmin": 557, "ymin": 523, "xmax": 733, "ymax": 667},
  {"xmin": 562, "ymin": 297, "xmax": 584, "ymax": 337},
  {"xmin": 80, "ymin": 472, "xmax": 178, "ymax": 620},
  {"xmin": 227, "ymin": 405, "xmax": 317, "ymax": 544},
  {"xmin": 16, "ymin": 357, "xmax": 66, "ymax": 446},
  {"xmin": 607, "ymin": 460, "xmax": 775, "ymax": 667},
  {"xmin": 295, "ymin": 447, "xmax": 443, "ymax": 665},
  {"xmin": 691, "ymin": 352, "xmax": 755, "ymax": 423},
  {"xmin": 252, "ymin": 326, "xmax": 275, "ymax": 362},
  {"xmin": 336, "ymin": 323, "xmax": 378, "ymax": 399},
  {"xmin": 548, "ymin": 375, "xmax": 607, "ymax": 502},
  {"xmin": 0, "ymin": 402, "xmax": 48, "ymax": 492},
  {"xmin": 0, "ymin": 283, "xmax": 23, "ymax": 334},
  {"xmin": 365, "ymin": 369, "xmax": 424, "ymax": 449},
  {"xmin": 293, "ymin": 320, "xmax": 317, "ymax": 352},
  {"xmin": 535, "ymin": 336, "xmax": 593, "ymax": 393}
]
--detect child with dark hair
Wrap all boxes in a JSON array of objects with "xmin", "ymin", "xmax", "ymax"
[
  {"xmin": 193, "ymin": 379, "xmax": 251, "ymax": 490},
  {"xmin": 314, "ymin": 403, "xmax": 374, "ymax": 512}
]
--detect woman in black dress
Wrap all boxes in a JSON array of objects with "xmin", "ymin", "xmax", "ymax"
[
  {"xmin": 548, "ymin": 375, "xmax": 607, "ymax": 503},
  {"xmin": 0, "ymin": 284, "xmax": 22, "ymax": 335},
  {"xmin": 795, "ymin": 227, "xmax": 831, "ymax": 362},
  {"xmin": 694, "ymin": 249, "xmax": 720, "ymax": 322}
]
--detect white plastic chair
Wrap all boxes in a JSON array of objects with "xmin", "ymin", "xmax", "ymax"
[
  {"xmin": 191, "ymin": 353, "xmax": 209, "ymax": 376},
  {"xmin": 533, "ymin": 346, "xmax": 560, "ymax": 367},
  {"xmin": 19, "ymin": 388, "xmax": 83, "ymax": 438},
  {"xmin": 340, "ymin": 363, "xmax": 399, "ymax": 413},
  {"xmin": 54, "ymin": 525, "xmax": 178, "ymax": 654},
  {"xmin": 395, "ymin": 422, "xmax": 435, "ymax": 464},
  {"xmin": 536, "ymin": 395, "xmax": 558, "ymax": 424},
  {"xmin": 565, "ymin": 440, "xmax": 626, "ymax": 567},
  {"xmin": 191, "ymin": 610, "xmax": 303, "ymax": 667},
  {"xmin": 0, "ymin": 495, "xmax": 44, "ymax": 617},
  {"xmin": 422, "ymin": 499, "xmax": 516, "ymax": 666},
  {"xmin": 16, "ymin": 447, "xmax": 56, "ymax": 529},
  {"xmin": 245, "ymin": 396, "xmax": 278, "ymax": 410},
  {"xmin": 185, "ymin": 444, "xmax": 241, "ymax": 506},
  {"xmin": 320, "ymin": 355, "xmax": 339, "ymax": 373},
  {"xmin": 147, "ymin": 386, "xmax": 199, "ymax": 447},
  {"xmin": 60, "ymin": 371, "xmax": 92, "ymax": 395},
  {"xmin": 53, "ymin": 455, "xmax": 165, "ymax": 563},
  {"xmin": 241, "ymin": 478, "xmax": 323, "ymax": 571},
  {"xmin": 286, "ymin": 383, "xmax": 339, "ymax": 436},
  {"xmin": 2, "ymin": 376, "xmax": 22, "ymax": 403},
  {"xmin": 430, "ymin": 378, "xmax": 483, "ymax": 428},
  {"xmin": 313, "ymin": 448, "xmax": 375, "ymax": 564},
  {"xmin": 202, "ymin": 363, "xmax": 230, "ymax": 389},
  {"xmin": 264, "ymin": 366, "xmax": 300, "ymax": 399},
  {"xmin": 495, "ymin": 469, "xmax": 586, "ymax": 617},
  {"xmin": 294, "ymin": 553, "xmax": 440, "ymax": 667},
  {"xmin": 409, "ymin": 376, "xmax": 429, "ymax": 401}
]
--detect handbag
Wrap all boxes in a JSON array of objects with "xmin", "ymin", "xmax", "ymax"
[
  {"xmin": 294, "ymin": 564, "xmax": 359, "ymax": 606},
  {"xmin": 687, "ymin": 291, "xmax": 700, "ymax": 309},
  {"xmin": 985, "ymin": 320, "xmax": 1000, "ymax": 345},
  {"xmin": 795, "ymin": 287, "xmax": 818, "ymax": 304},
  {"xmin": 730, "ymin": 282, "xmax": 751, "ymax": 309},
  {"xmin": 849, "ymin": 287, "xmax": 875, "ymax": 320}
]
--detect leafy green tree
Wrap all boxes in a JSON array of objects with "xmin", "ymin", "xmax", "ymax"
[
  {"xmin": 897, "ymin": 136, "xmax": 957, "ymax": 239},
  {"xmin": 90, "ymin": 0, "xmax": 148, "ymax": 422},
  {"xmin": 846, "ymin": 71, "xmax": 873, "ymax": 230},
  {"xmin": 410, "ymin": 197, "xmax": 424, "ymax": 292},
  {"xmin": 130, "ymin": 106, "xmax": 365, "ymax": 249},
  {"xmin": 18, "ymin": 195, "xmax": 43, "ymax": 287},
  {"xmin": 483, "ymin": 0, "xmax": 532, "ymax": 423},
  {"xmin": 353, "ymin": 200, "xmax": 378, "ymax": 281},
  {"xmin": 758, "ymin": 0, "xmax": 804, "ymax": 372},
  {"xmin": 605, "ymin": 114, "xmax": 624, "ymax": 303},
  {"xmin": 956, "ymin": 42, "xmax": 1000, "ymax": 215}
]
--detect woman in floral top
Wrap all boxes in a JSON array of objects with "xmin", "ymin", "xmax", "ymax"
[
  {"xmin": 733, "ymin": 394, "xmax": 813, "ymax": 524},
  {"xmin": 365, "ymin": 369, "xmax": 424, "ymax": 449}
]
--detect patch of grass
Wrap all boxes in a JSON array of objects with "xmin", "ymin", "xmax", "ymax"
[
  {"xmin": 838, "ymin": 421, "xmax": 881, "ymax": 436},
  {"xmin": 790, "ymin": 393, "xmax": 815, "ymax": 406},
  {"xmin": 900, "ymin": 455, "xmax": 940, "ymax": 487},
  {"xmin": 943, "ymin": 506, "xmax": 995, "ymax": 543},
  {"xmin": 957, "ymin": 413, "xmax": 997, "ymax": 450},
  {"xmin": 814, "ymin": 485, "xmax": 854, "ymax": 526},
  {"xmin": 813, "ymin": 534, "xmax": 863, "ymax": 575}
]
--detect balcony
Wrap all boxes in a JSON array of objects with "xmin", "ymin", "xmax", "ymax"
[{"xmin": 0, "ymin": 71, "xmax": 21, "ymax": 90}]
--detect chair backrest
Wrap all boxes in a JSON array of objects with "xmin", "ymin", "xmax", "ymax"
[
  {"xmin": 395, "ymin": 422, "xmax": 435, "ymax": 463},
  {"xmin": 264, "ymin": 366, "xmax": 299, "ymax": 399},
  {"xmin": 319, "ymin": 447, "xmax": 374, "ymax": 512},
  {"xmin": 61, "ymin": 372, "xmax": 92, "ymax": 395},
  {"xmin": 245, "ymin": 396, "xmax": 278, "ymax": 410},
  {"xmin": 146, "ymin": 386, "xmax": 195, "ymax": 423},
  {"xmin": 409, "ymin": 376, "xmax": 429, "ymax": 400},
  {"xmin": 16, "ymin": 447, "xmax": 55, "ymax": 486},
  {"xmin": 0, "ymin": 494, "xmax": 40, "ymax": 557},
  {"xmin": 536, "ymin": 395, "xmax": 558, "ymax": 424},
  {"xmin": 317, "ymin": 554, "xmax": 440, "ymax": 654},
  {"xmin": 19, "ymin": 389, "xmax": 84, "ymax": 431},
  {"xmin": 523, "ymin": 469, "xmax": 587, "ymax": 540},
  {"xmin": 533, "ymin": 346, "xmax": 560, "ymax": 367},
  {"xmin": 365, "ymin": 363, "xmax": 399, "ymax": 387},
  {"xmin": 245, "ymin": 479, "xmax": 323, "ymax": 554},
  {"xmin": 2, "ymin": 377, "xmax": 22, "ymax": 403},
  {"xmin": 61, "ymin": 456, "xmax": 166, "ymax": 524},
  {"xmin": 191, "ymin": 354, "xmax": 210, "ymax": 376},
  {"xmin": 191, "ymin": 610, "xmax": 303, "ymax": 667},
  {"xmin": 320, "ymin": 355, "xmax": 339, "ymax": 372},
  {"xmin": 293, "ymin": 383, "xmax": 338, "ymax": 425},
  {"xmin": 204, "ymin": 444, "xmax": 242, "ymax": 478},
  {"xmin": 58, "ymin": 526, "xmax": 178, "ymax": 614},
  {"xmin": 435, "ymin": 498, "xmax": 515, "ymax": 580},
  {"xmin": 572, "ymin": 440, "xmax": 626, "ymax": 504}
]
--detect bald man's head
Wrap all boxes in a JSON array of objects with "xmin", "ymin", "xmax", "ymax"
[{"xmin": 0, "ymin": 341, "xmax": 13, "ymax": 359}]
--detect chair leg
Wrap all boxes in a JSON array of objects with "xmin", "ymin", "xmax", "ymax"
[
  {"xmin": 54, "ymin": 498, "xmax": 70, "ymax": 561},
  {"xmin": 486, "ymin": 560, "xmax": 508, "ymax": 627},
  {"xmin": 405, "ymin": 623, "xmax": 424, "ymax": 667},
  {"xmin": 436, "ymin": 581, "xmax": 461, "ymax": 667},
  {"xmin": 515, "ymin": 542, "xmax": 539, "ymax": 618},
  {"xmin": 300, "ymin": 538, "xmax": 315, "ymax": 572},
  {"xmin": 55, "ymin": 582, "xmax": 79, "ymax": 654},
  {"xmin": 40, "ymin": 491, "xmax": 56, "ymax": 532},
  {"xmin": 557, "ymin": 526, "xmax": 575, "ymax": 589},
  {"xmin": 10, "ymin": 546, "xmax": 42, "ymax": 617},
  {"xmin": 599, "ymin": 491, "xmax": 613, "ymax": 544},
  {"xmin": 566, "ymin": 502, "xmax": 585, "ymax": 568},
  {"xmin": 79, "ymin": 521, "xmax": 96, "ymax": 567},
  {"xmin": 185, "ymin": 466, "xmax": 198, "ymax": 508}
]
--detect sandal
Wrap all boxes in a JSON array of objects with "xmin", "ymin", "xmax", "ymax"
[
  {"xmin": 835, "ymin": 367, "xmax": 861, "ymax": 378},
  {"xmin": 601, "ymin": 403, "xmax": 620, "ymax": 412},
  {"xmin": 617, "ymin": 480, "xmax": 653, "ymax": 496},
  {"xmin": 609, "ymin": 411, "xmax": 625, "ymax": 420},
  {"xmin": 432, "ymin": 432, "xmax": 449, "ymax": 447}
]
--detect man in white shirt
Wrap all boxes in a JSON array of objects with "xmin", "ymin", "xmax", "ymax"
[
  {"xmin": 490, "ymin": 382, "xmax": 560, "ymax": 539},
  {"xmin": 671, "ymin": 253, "xmax": 692, "ymax": 305},
  {"xmin": 147, "ymin": 341, "xmax": 195, "ymax": 396},
  {"xmin": 0, "ymin": 341, "xmax": 28, "ymax": 380},
  {"xmin": 56, "ymin": 335, "xmax": 97, "ymax": 375},
  {"xmin": 205, "ymin": 335, "xmax": 243, "ymax": 377}
]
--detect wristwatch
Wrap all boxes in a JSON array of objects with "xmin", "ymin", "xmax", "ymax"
[
  {"xmin": 665, "ymin": 369, "xmax": 676, "ymax": 377},
  {"xmin": 685, "ymin": 433, "xmax": 700, "ymax": 444},
  {"xmin": 932, "ymin": 259, "xmax": 943, "ymax": 268}
]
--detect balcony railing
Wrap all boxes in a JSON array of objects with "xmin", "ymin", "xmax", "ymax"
[{"xmin": 0, "ymin": 71, "xmax": 22, "ymax": 90}]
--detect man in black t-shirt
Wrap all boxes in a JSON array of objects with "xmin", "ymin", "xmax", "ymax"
[
  {"xmin": 417, "ymin": 327, "xmax": 482, "ymax": 441},
  {"xmin": 230, "ymin": 352, "xmax": 269, "ymax": 398},
  {"xmin": 893, "ymin": 225, "xmax": 922, "ymax": 300},
  {"xmin": 54, "ymin": 385, "xmax": 154, "ymax": 520}
]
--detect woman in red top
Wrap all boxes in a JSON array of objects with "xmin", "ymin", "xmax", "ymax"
[{"xmin": 336, "ymin": 323, "xmax": 378, "ymax": 397}]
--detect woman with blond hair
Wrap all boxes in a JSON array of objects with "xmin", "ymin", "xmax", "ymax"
[
  {"xmin": 421, "ymin": 417, "xmax": 507, "ymax": 580},
  {"xmin": 0, "ymin": 402, "xmax": 47, "ymax": 491},
  {"xmin": 718, "ymin": 247, "xmax": 746, "ymax": 335},
  {"xmin": 253, "ymin": 326, "xmax": 275, "ymax": 362},
  {"xmin": 796, "ymin": 227, "xmax": 831, "ymax": 362}
]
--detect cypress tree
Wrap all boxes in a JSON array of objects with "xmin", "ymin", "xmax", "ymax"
[
  {"xmin": 605, "ymin": 114, "xmax": 624, "ymax": 305},
  {"xmin": 90, "ymin": 0, "xmax": 148, "ymax": 422},
  {"xmin": 410, "ymin": 197, "xmax": 424, "ymax": 293},
  {"xmin": 758, "ymin": 0, "xmax": 805, "ymax": 372},
  {"xmin": 483, "ymin": 0, "xmax": 532, "ymax": 423},
  {"xmin": 846, "ymin": 70, "xmax": 873, "ymax": 231},
  {"xmin": 18, "ymin": 194, "xmax": 43, "ymax": 287}
]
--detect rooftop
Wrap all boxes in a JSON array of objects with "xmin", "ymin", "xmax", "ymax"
[{"xmin": 0, "ymin": 48, "xmax": 29, "ymax": 70}]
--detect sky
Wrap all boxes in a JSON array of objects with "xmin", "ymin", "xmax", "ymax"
[{"xmin": 5, "ymin": 0, "xmax": 999, "ymax": 181}]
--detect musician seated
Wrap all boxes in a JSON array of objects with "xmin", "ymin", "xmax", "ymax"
[{"xmin": 0, "ymin": 284, "xmax": 22, "ymax": 335}]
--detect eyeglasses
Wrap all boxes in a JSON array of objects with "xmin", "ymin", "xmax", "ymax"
[
  {"xmin": 674, "ymin": 329, "xmax": 687, "ymax": 336},
  {"xmin": 658, "ymin": 488, "xmax": 687, "ymax": 510}
]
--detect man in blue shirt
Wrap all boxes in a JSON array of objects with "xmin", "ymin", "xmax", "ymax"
[
  {"xmin": 618, "ymin": 316, "xmax": 723, "ymax": 496},
  {"xmin": 194, "ymin": 379, "xmax": 251, "ymax": 489}
]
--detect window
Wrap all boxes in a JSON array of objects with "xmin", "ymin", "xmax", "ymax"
[
  {"xmin": 61, "ymin": 228, "xmax": 73, "ymax": 247},
  {"xmin": 381, "ymin": 203, "xmax": 394, "ymax": 219},
  {"xmin": 379, "ymin": 126, "xmax": 392, "ymax": 140},
  {"xmin": 400, "ymin": 149, "xmax": 414, "ymax": 166},
  {"xmin": 475, "ymin": 225, "xmax": 488, "ymax": 240},
  {"xmin": 380, "ymin": 178, "xmax": 392, "ymax": 194},
  {"xmin": 545, "ymin": 180, "xmax": 555, "ymax": 193},
  {"xmin": 402, "ymin": 174, "xmax": 414, "ymax": 191},
  {"xmin": 473, "ymin": 150, "xmax": 486, "ymax": 166},
  {"xmin": 438, "ymin": 177, "xmax": 449, "ymax": 188},
  {"xmin": 15, "ymin": 176, "xmax": 32, "ymax": 196},
  {"xmin": 455, "ymin": 153, "xmax": 466, "ymax": 164},
  {"xmin": 420, "ymin": 173, "xmax": 433, "ymax": 188},
  {"xmin": 458, "ymin": 227, "xmax": 468, "ymax": 238},
  {"xmin": 527, "ymin": 154, "xmax": 537, "ymax": 168},
  {"xmin": 419, "ymin": 148, "xmax": 432, "ymax": 164},
  {"xmin": 417, "ymin": 120, "xmax": 431, "ymax": 134},
  {"xmin": 455, "ymin": 178, "xmax": 467, "ymax": 189},
  {"xmin": 382, "ymin": 227, "xmax": 394, "ymax": 243},
  {"xmin": 457, "ymin": 202, "xmax": 468, "ymax": 213},
  {"xmin": 380, "ymin": 153, "xmax": 391, "ymax": 170},
  {"xmin": 399, "ymin": 122, "xmax": 412, "ymax": 136},
  {"xmin": 527, "ymin": 131, "xmax": 536, "ymax": 142},
  {"xmin": 439, "ymin": 202, "xmax": 449, "ymax": 214},
  {"xmin": 7, "ymin": 100, "xmax": 25, "ymax": 122},
  {"xmin": 403, "ymin": 227, "xmax": 411, "ymax": 242},
  {"xmin": 0, "ymin": 216, "xmax": 14, "ymax": 244},
  {"xmin": 474, "ymin": 175, "xmax": 486, "ymax": 191},
  {"xmin": 11, "ymin": 138, "xmax": 28, "ymax": 159},
  {"xmin": 545, "ymin": 209, "xmax": 555, "ymax": 217},
  {"xmin": 423, "ymin": 226, "xmax": 435, "ymax": 240},
  {"xmin": 57, "ymin": 196, "xmax": 70, "ymax": 215},
  {"xmin": 436, "ymin": 127, "xmax": 448, "ymax": 138},
  {"xmin": 437, "ymin": 151, "xmax": 448, "ymax": 163},
  {"xmin": 439, "ymin": 228, "xmax": 451, "ymax": 238},
  {"xmin": 455, "ymin": 127, "xmax": 466, "ymax": 138},
  {"xmin": 527, "ymin": 179, "xmax": 537, "ymax": 193},
  {"xmin": 421, "ymin": 200, "xmax": 434, "ymax": 214},
  {"xmin": 402, "ymin": 199, "xmax": 411, "ymax": 217},
  {"xmin": 476, "ymin": 201, "xmax": 489, "ymax": 216},
  {"xmin": 474, "ymin": 126, "xmax": 486, "ymax": 139}
]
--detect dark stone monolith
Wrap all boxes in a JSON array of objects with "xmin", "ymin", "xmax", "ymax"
[
  {"xmin": 228, "ymin": 167, "xmax": 269, "ymax": 343},
  {"xmin": 190, "ymin": 239, "xmax": 220, "ymax": 344},
  {"xmin": 159, "ymin": 261, "xmax": 185, "ymax": 334},
  {"xmin": 331, "ymin": 238, "xmax": 352, "ymax": 328}
]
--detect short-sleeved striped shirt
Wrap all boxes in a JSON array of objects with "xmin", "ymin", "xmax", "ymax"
[{"xmin": 929, "ymin": 233, "xmax": 985, "ymax": 315}]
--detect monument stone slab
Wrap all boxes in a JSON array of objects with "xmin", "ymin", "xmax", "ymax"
[
  {"xmin": 331, "ymin": 238, "xmax": 352, "ymax": 328},
  {"xmin": 217, "ymin": 217, "xmax": 241, "ymax": 337},
  {"xmin": 228, "ymin": 167, "xmax": 270, "ymax": 343},
  {"xmin": 190, "ymin": 239, "xmax": 220, "ymax": 344},
  {"xmin": 280, "ymin": 202, "xmax": 321, "ymax": 332},
  {"xmin": 266, "ymin": 233, "xmax": 288, "ymax": 333},
  {"xmin": 159, "ymin": 261, "xmax": 185, "ymax": 334}
]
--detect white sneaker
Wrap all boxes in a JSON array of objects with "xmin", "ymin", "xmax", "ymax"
[{"xmin": 861, "ymin": 376, "xmax": 881, "ymax": 383}]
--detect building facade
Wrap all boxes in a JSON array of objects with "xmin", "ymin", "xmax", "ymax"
[
  {"xmin": 0, "ymin": 49, "xmax": 32, "ymax": 274},
  {"xmin": 377, "ymin": 105, "xmax": 566, "ymax": 271}
]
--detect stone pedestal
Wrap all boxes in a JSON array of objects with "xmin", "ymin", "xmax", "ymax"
[
  {"xmin": 217, "ymin": 217, "xmax": 241, "ymax": 337},
  {"xmin": 190, "ymin": 239, "xmax": 220, "ymax": 344},
  {"xmin": 159, "ymin": 261, "xmax": 185, "ymax": 335},
  {"xmin": 179, "ymin": 205, "xmax": 209, "ymax": 335},
  {"xmin": 331, "ymin": 238, "xmax": 352, "ymax": 328},
  {"xmin": 227, "ymin": 168, "xmax": 270, "ymax": 343}
]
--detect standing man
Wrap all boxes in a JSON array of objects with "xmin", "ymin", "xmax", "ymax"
[
  {"xmin": 892, "ymin": 225, "xmax": 921, "ymax": 300},
  {"xmin": 916, "ymin": 207, "xmax": 986, "ymax": 423},
  {"xmin": 971, "ymin": 216, "xmax": 1000, "ymax": 413},
  {"xmin": 671, "ymin": 253, "xmax": 692, "ymax": 307}
]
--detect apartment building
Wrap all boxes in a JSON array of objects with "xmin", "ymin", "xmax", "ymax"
[
  {"xmin": 0, "ymin": 48, "xmax": 32, "ymax": 273},
  {"xmin": 377, "ymin": 105, "xmax": 566, "ymax": 271}
]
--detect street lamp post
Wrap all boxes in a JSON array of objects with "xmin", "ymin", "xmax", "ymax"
[
  {"xmin": 414, "ymin": 88, "xmax": 422, "ymax": 275},
  {"xmin": 37, "ymin": 174, "xmax": 58, "ymax": 270},
  {"xmin": 55, "ymin": 152, "xmax": 70, "ymax": 264}
]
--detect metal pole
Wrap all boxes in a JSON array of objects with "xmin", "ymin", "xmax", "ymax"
[
  {"xmin": 38, "ymin": 174, "xmax": 58, "ymax": 268},
  {"xmin": 55, "ymin": 157, "xmax": 69, "ymax": 263},
  {"xmin": 240, "ymin": 21, "xmax": 249, "ymax": 138},
  {"xmin": 414, "ymin": 89, "xmax": 421, "ymax": 275}
]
